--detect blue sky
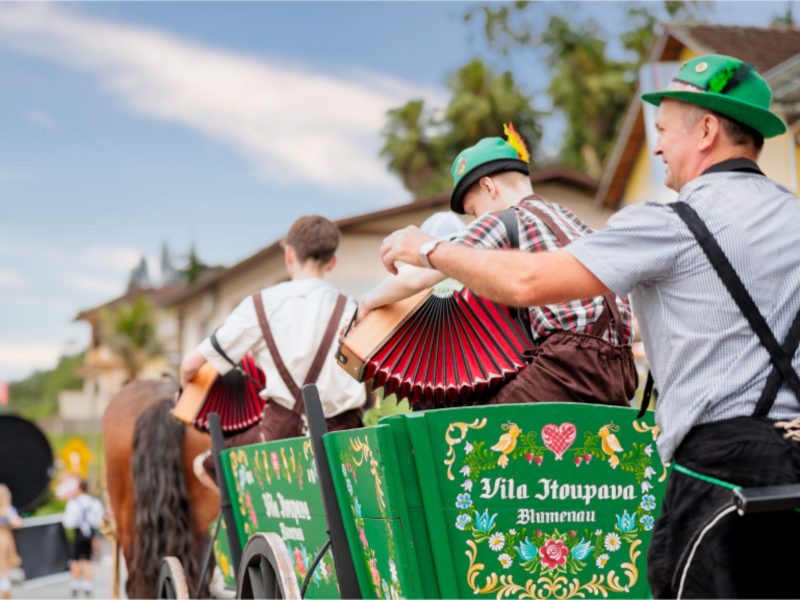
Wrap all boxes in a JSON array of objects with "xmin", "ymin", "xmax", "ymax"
[{"xmin": 0, "ymin": 1, "xmax": 790, "ymax": 381}]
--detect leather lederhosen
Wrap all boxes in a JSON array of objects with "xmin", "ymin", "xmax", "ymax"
[{"xmin": 489, "ymin": 199, "xmax": 637, "ymax": 406}]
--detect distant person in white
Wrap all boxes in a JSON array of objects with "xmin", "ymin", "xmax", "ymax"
[{"xmin": 62, "ymin": 481, "xmax": 103, "ymax": 597}]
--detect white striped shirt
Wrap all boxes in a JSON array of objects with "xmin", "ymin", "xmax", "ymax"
[{"xmin": 566, "ymin": 169, "xmax": 800, "ymax": 461}]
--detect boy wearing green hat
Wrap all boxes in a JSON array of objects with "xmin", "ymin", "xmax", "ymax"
[
  {"xmin": 380, "ymin": 54, "xmax": 800, "ymax": 598},
  {"xmin": 361, "ymin": 128, "xmax": 637, "ymax": 407}
]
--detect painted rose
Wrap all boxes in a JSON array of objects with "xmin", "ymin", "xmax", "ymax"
[
  {"xmin": 294, "ymin": 548, "xmax": 306, "ymax": 576},
  {"xmin": 539, "ymin": 538, "xmax": 569, "ymax": 570},
  {"xmin": 616, "ymin": 509, "xmax": 636, "ymax": 533},
  {"xmin": 369, "ymin": 558, "xmax": 381, "ymax": 587}
]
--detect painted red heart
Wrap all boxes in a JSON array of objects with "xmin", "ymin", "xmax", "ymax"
[{"xmin": 541, "ymin": 423, "xmax": 577, "ymax": 460}]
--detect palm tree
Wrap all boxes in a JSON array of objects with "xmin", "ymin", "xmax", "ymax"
[{"xmin": 102, "ymin": 295, "xmax": 162, "ymax": 381}]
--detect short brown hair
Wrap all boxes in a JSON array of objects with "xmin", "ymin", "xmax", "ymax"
[
  {"xmin": 285, "ymin": 215, "xmax": 340, "ymax": 263},
  {"xmin": 719, "ymin": 115, "xmax": 764, "ymax": 151}
]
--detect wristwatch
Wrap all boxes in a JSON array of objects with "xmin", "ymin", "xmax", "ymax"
[{"xmin": 419, "ymin": 239, "xmax": 442, "ymax": 269}]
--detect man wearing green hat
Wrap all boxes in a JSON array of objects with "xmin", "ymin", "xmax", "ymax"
[
  {"xmin": 359, "ymin": 127, "xmax": 637, "ymax": 407},
  {"xmin": 379, "ymin": 54, "xmax": 800, "ymax": 597}
]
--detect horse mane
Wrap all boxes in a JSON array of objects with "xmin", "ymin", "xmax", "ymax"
[{"xmin": 127, "ymin": 396, "xmax": 197, "ymax": 598}]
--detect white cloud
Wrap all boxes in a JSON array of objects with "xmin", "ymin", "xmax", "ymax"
[
  {"xmin": 66, "ymin": 274, "xmax": 125, "ymax": 297},
  {"xmin": 0, "ymin": 3, "xmax": 445, "ymax": 194},
  {"xmin": 25, "ymin": 108, "xmax": 55, "ymax": 128},
  {"xmin": 0, "ymin": 340, "xmax": 63, "ymax": 369},
  {"xmin": 0, "ymin": 268, "xmax": 23, "ymax": 288}
]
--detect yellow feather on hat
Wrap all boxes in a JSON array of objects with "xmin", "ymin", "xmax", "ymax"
[{"xmin": 503, "ymin": 122, "xmax": 529, "ymax": 164}]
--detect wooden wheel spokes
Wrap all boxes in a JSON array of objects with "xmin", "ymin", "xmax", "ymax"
[
  {"xmin": 156, "ymin": 556, "xmax": 190, "ymax": 600},
  {"xmin": 236, "ymin": 533, "xmax": 301, "ymax": 599}
]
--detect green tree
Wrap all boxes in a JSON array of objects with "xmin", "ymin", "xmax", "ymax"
[
  {"xmin": 102, "ymin": 295, "xmax": 162, "ymax": 381},
  {"xmin": 7, "ymin": 353, "xmax": 85, "ymax": 420},
  {"xmin": 463, "ymin": 1, "xmax": 706, "ymax": 175},
  {"xmin": 381, "ymin": 59, "xmax": 542, "ymax": 196},
  {"xmin": 541, "ymin": 17, "xmax": 632, "ymax": 177}
]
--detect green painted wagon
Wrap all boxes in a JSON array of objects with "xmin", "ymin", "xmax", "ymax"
[{"xmin": 158, "ymin": 384, "xmax": 681, "ymax": 599}]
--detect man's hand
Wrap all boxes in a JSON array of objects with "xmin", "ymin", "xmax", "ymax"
[
  {"xmin": 180, "ymin": 350, "xmax": 207, "ymax": 388},
  {"xmin": 380, "ymin": 226, "xmax": 435, "ymax": 274},
  {"xmin": 356, "ymin": 298, "xmax": 372, "ymax": 325}
]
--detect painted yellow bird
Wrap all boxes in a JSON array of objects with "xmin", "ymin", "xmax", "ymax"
[
  {"xmin": 599, "ymin": 423, "xmax": 623, "ymax": 468},
  {"xmin": 491, "ymin": 423, "xmax": 522, "ymax": 468}
]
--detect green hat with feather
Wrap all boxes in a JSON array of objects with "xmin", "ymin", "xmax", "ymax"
[{"xmin": 641, "ymin": 54, "xmax": 787, "ymax": 138}]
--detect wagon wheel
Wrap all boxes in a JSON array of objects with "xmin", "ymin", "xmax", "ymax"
[
  {"xmin": 236, "ymin": 533, "xmax": 301, "ymax": 599},
  {"xmin": 156, "ymin": 556, "xmax": 190, "ymax": 600}
]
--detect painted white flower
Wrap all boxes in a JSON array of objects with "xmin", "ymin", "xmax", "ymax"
[
  {"xmin": 594, "ymin": 529, "xmax": 603, "ymax": 536},
  {"xmin": 462, "ymin": 479, "xmax": 473, "ymax": 492},
  {"xmin": 644, "ymin": 444, "xmax": 653, "ymax": 456},
  {"xmin": 644, "ymin": 466, "xmax": 656, "ymax": 479},
  {"xmin": 389, "ymin": 559, "xmax": 398, "ymax": 583},
  {"xmin": 498, "ymin": 553, "xmax": 513, "ymax": 569},
  {"xmin": 488, "ymin": 532, "xmax": 506, "ymax": 551},
  {"xmin": 509, "ymin": 528, "xmax": 517, "ymax": 536},
  {"xmin": 604, "ymin": 533, "xmax": 622, "ymax": 552},
  {"xmin": 641, "ymin": 481, "xmax": 653, "ymax": 493},
  {"xmin": 596, "ymin": 553, "xmax": 610, "ymax": 569},
  {"xmin": 460, "ymin": 465, "xmax": 471, "ymax": 477},
  {"xmin": 465, "ymin": 441, "xmax": 474, "ymax": 454}
]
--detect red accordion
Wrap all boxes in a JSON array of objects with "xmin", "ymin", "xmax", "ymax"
[
  {"xmin": 173, "ymin": 354, "xmax": 267, "ymax": 433},
  {"xmin": 338, "ymin": 288, "xmax": 532, "ymax": 408}
]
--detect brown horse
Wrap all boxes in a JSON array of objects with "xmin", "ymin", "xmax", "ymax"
[{"xmin": 102, "ymin": 379, "xmax": 219, "ymax": 598}]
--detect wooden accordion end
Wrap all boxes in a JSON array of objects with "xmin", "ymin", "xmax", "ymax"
[
  {"xmin": 172, "ymin": 354, "xmax": 266, "ymax": 433},
  {"xmin": 337, "ymin": 288, "xmax": 533, "ymax": 408}
]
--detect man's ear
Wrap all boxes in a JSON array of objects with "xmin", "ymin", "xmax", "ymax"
[
  {"xmin": 324, "ymin": 255, "xmax": 337, "ymax": 272},
  {"xmin": 479, "ymin": 176, "xmax": 497, "ymax": 199},
  {"xmin": 698, "ymin": 113, "xmax": 721, "ymax": 152},
  {"xmin": 284, "ymin": 244, "xmax": 294, "ymax": 269}
]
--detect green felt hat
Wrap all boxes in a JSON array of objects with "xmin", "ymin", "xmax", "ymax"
[
  {"xmin": 450, "ymin": 136, "xmax": 529, "ymax": 214},
  {"xmin": 641, "ymin": 54, "xmax": 786, "ymax": 138}
]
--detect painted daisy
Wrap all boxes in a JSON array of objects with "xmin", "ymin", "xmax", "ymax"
[
  {"xmin": 488, "ymin": 532, "xmax": 506, "ymax": 551},
  {"xmin": 596, "ymin": 553, "xmax": 610, "ymax": 569},
  {"xmin": 498, "ymin": 553, "xmax": 513, "ymax": 569},
  {"xmin": 604, "ymin": 533, "xmax": 622, "ymax": 552}
]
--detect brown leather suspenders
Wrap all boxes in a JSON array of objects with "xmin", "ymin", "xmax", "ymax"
[{"xmin": 252, "ymin": 291, "xmax": 348, "ymax": 415}]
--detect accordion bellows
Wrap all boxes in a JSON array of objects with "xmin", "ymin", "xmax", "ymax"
[
  {"xmin": 338, "ymin": 288, "xmax": 532, "ymax": 408},
  {"xmin": 173, "ymin": 354, "xmax": 266, "ymax": 433}
]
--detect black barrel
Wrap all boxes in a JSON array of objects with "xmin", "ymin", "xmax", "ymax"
[{"xmin": 0, "ymin": 414, "xmax": 54, "ymax": 512}]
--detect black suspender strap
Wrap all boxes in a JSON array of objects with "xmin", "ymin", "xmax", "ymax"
[
  {"xmin": 637, "ymin": 371, "xmax": 657, "ymax": 419},
  {"xmin": 669, "ymin": 201, "xmax": 800, "ymax": 413},
  {"xmin": 497, "ymin": 208, "xmax": 521, "ymax": 250}
]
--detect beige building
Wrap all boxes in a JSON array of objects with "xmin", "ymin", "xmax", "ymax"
[{"xmin": 163, "ymin": 168, "xmax": 605, "ymax": 358}]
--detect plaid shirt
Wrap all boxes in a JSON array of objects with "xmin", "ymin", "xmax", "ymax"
[{"xmin": 453, "ymin": 197, "xmax": 633, "ymax": 345}]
